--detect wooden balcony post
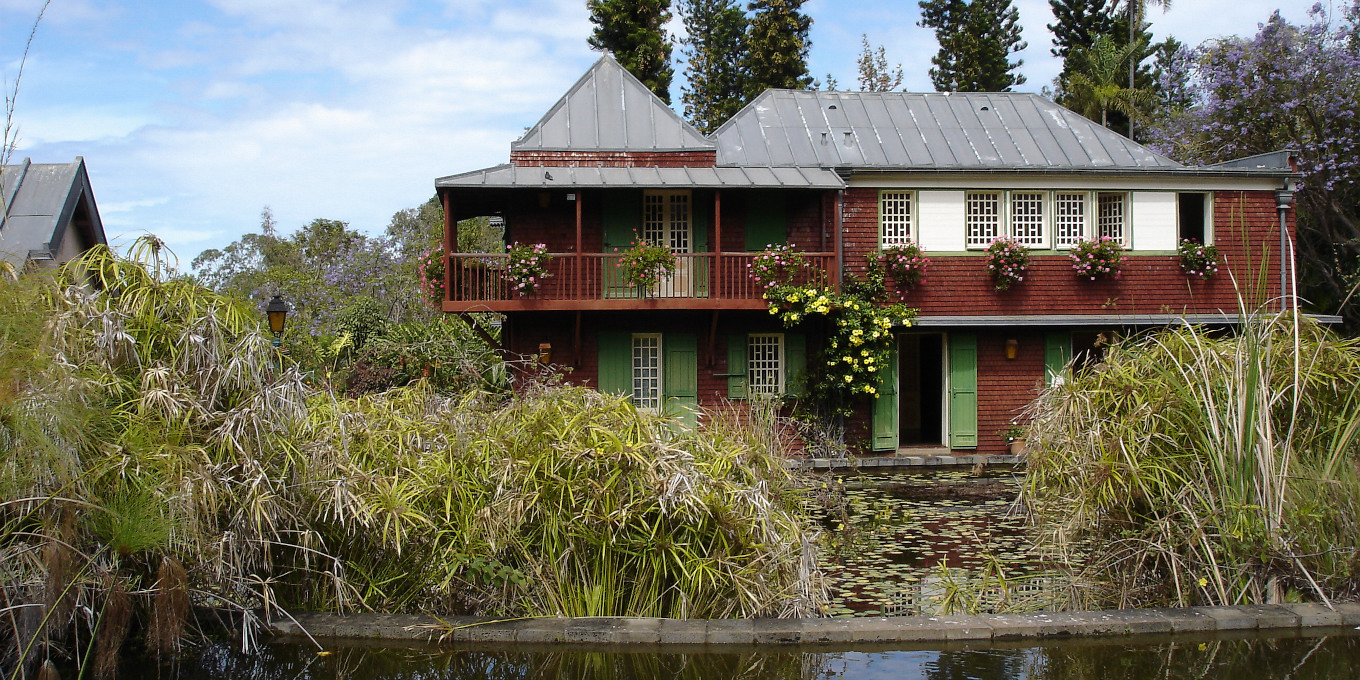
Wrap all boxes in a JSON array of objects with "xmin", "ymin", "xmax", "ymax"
[
  {"xmin": 833, "ymin": 190, "xmax": 843, "ymax": 288},
  {"xmin": 442, "ymin": 190, "xmax": 455, "ymax": 306},
  {"xmin": 575, "ymin": 191, "xmax": 583, "ymax": 299},
  {"xmin": 714, "ymin": 190, "xmax": 723, "ymax": 299}
]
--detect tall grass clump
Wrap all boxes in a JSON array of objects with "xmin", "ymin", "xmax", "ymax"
[
  {"xmin": 1023, "ymin": 312, "xmax": 1360, "ymax": 609},
  {"xmin": 2, "ymin": 239, "xmax": 824, "ymax": 676}
]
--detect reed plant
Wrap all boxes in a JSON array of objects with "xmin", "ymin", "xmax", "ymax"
[
  {"xmin": 1, "ymin": 239, "xmax": 824, "ymax": 676},
  {"xmin": 1023, "ymin": 311, "xmax": 1360, "ymax": 609}
]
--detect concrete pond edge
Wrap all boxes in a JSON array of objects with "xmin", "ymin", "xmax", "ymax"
[{"xmin": 269, "ymin": 603, "xmax": 1360, "ymax": 646}]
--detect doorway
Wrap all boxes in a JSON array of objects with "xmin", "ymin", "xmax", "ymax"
[{"xmin": 898, "ymin": 334, "xmax": 945, "ymax": 446}]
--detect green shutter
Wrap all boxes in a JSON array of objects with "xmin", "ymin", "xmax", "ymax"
[
  {"xmin": 871, "ymin": 345, "xmax": 899, "ymax": 451},
  {"xmin": 784, "ymin": 333, "xmax": 807, "ymax": 397},
  {"xmin": 947, "ymin": 333, "xmax": 978, "ymax": 449},
  {"xmin": 692, "ymin": 192, "xmax": 710, "ymax": 298},
  {"xmin": 603, "ymin": 191, "xmax": 642, "ymax": 298},
  {"xmin": 744, "ymin": 192, "xmax": 787, "ymax": 251},
  {"xmin": 1044, "ymin": 333, "xmax": 1072, "ymax": 387},
  {"xmin": 726, "ymin": 334, "xmax": 748, "ymax": 399},
  {"xmin": 597, "ymin": 331, "xmax": 631, "ymax": 397},
  {"xmin": 663, "ymin": 333, "xmax": 699, "ymax": 428}
]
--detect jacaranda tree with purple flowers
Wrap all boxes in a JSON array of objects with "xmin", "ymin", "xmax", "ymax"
[{"xmin": 1148, "ymin": 2, "xmax": 1360, "ymax": 330}]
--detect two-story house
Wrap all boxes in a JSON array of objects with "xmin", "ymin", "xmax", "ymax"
[{"xmin": 435, "ymin": 55, "xmax": 1303, "ymax": 456}]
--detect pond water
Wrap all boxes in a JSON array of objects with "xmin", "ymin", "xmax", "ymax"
[
  {"xmin": 122, "ymin": 629, "xmax": 1360, "ymax": 679},
  {"xmin": 810, "ymin": 467, "xmax": 1062, "ymax": 616}
]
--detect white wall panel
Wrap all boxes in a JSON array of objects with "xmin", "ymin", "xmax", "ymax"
[
  {"xmin": 918, "ymin": 190, "xmax": 966, "ymax": 251},
  {"xmin": 1132, "ymin": 191, "xmax": 1178, "ymax": 251}
]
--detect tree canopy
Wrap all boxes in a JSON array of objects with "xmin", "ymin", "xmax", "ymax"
[
  {"xmin": 587, "ymin": 0, "xmax": 675, "ymax": 103},
  {"xmin": 918, "ymin": 0, "xmax": 1027, "ymax": 92},
  {"xmin": 678, "ymin": 0, "xmax": 749, "ymax": 133},
  {"xmin": 743, "ymin": 0, "xmax": 814, "ymax": 97}
]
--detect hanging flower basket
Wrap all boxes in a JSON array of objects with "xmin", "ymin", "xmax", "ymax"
[
  {"xmin": 1069, "ymin": 237, "xmax": 1126, "ymax": 281},
  {"xmin": 619, "ymin": 240, "xmax": 676, "ymax": 291},
  {"xmin": 502, "ymin": 242, "xmax": 552, "ymax": 296},
  {"xmin": 1178, "ymin": 238, "xmax": 1220, "ymax": 280},
  {"xmin": 881, "ymin": 241, "xmax": 929, "ymax": 290},
  {"xmin": 985, "ymin": 237, "xmax": 1031, "ymax": 291}
]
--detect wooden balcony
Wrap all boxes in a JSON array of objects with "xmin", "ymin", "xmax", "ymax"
[{"xmin": 442, "ymin": 252, "xmax": 836, "ymax": 312}]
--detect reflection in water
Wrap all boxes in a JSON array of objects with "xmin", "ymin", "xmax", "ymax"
[{"xmin": 122, "ymin": 629, "xmax": 1360, "ymax": 680}]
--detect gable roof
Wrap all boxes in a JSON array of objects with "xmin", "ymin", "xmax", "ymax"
[
  {"xmin": 0, "ymin": 157, "xmax": 107, "ymax": 267},
  {"xmin": 512, "ymin": 54, "xmax": 713, "ymax": 153},
  {"xmin": 713, "ymin": 90, "xmax": 1183, "ymax": 171}
]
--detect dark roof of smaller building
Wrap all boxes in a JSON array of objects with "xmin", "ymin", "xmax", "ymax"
[
  {"xmin": 0, "ymin": 157, "xmax": 106, "ymax": 267},
  {"xmin": 713, "ymin": 90, "xmax": 1184, "ymax": 171},
  {"xmin": 512, "ymin": 54, "xmax": 713, "ymax": 153}
]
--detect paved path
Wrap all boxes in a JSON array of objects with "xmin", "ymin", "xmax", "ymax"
[{"xmin": 271, "ymin": 603, "xmax": 1360, "ymax": 645}]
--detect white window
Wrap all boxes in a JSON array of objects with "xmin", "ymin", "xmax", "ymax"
[
  {"xmin": 1009, "ymin": 192, "xmax": 1046, "ymax": 247},
  {"xmin": 879, "ymin": 191, "xmax": 914, "ymax": 247},
  {"xmin": 1097, "ymin": 192, "xmax": 1128, "ymax": 245},
  {"xmin": 966, "ymin": 191, "xmax": 1002, "ymax": 248},
  {"xmin": 631, "ymin": 334, "xmax": 661, "ymax": 409},
  {"xmin": 1054, "ymin": 192, "xmax": 1088, "ymax": 249},
  {"xmin": 643, "ymin": 191, "xmax": 691, "ymax": 253},
  {"xmin": 747, "ymin": 333, "xmax": 784, "ymax": 396}
]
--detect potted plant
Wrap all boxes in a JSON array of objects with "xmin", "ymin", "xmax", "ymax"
[
  {"xmin": 619, "ymin": 239, "xmax": 676, "ymax": 292},
  {"xmin": 748, "ymin": 243, "xmax": 807, "ymax": 292},
  {"xmin": 1069, "ymin": 236, "xmax": 1126, "ymax": 281},
  {"xmin": 998, "ymin": 422, "xmax": 1027, "ymax": 455},
  {"xmin": 881, "ymin": 241, "xmax": 929, "ymax": 292},
  {"xmin": 1178, "ymin": 238, "xmax": 1219, "ymax": 280},
  {"xmin": 984, "ymin": 237, "xmax": 1030, "ymax": 291},
  {"xmin": 502, "ymin": 242, "xmax": 552, "ymax": 296}
]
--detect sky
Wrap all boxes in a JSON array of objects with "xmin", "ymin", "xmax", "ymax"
[{"xmin": 0, "ymin": 0, "xmax": 1330, "ymax": 270}]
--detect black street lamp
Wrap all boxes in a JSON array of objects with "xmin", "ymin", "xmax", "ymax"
[{"xmin": 266, "ymin": 294, "xmax": 290, "ymax": 347}]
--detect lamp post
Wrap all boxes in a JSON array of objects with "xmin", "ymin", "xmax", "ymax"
[
  {"xmin": 1275, "ymin": 188, "xmax": 1295, "ymax": 311},
  {"xmin": 266, "ymin": 294, "xmax": 290, "ymax": 348}
]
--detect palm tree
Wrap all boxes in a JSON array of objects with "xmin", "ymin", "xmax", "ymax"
[
  {"xmin": 1064, "ymin": 34, "xmax": 1155, "ymax": 129},
  {"xmin": 1120, "ymin": 0, "xmax": 1171, "ymax": 135}
]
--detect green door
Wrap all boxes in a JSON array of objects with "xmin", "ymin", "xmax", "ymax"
[
  {"xmin": 603, "ymin": 191, "xmax": 641, "ymax": 298},
  {"xmin": 744, "ymin": 192, "xmax": 787, "ymax": 251},
  {"xmin": 692, "ymin": 191, "xmax": 710, "ymax": 298},
  {"xmin": 597, "ymin": 331, "xmax": 631, "ymax": 397},
  {"xmin": 1044, "ymin": 332, "xmax": 1072, "ymax": 386},
  {"xmin": 663, "ymin": 333, "xmax": 699, "ymax": 427},
  {"xmin": 947, "ymin": 333, "xmax": 978, "ymax": 449},
  {"xmin": 871, "ymin": 344, "xmax": 899, "ymax": 451}
]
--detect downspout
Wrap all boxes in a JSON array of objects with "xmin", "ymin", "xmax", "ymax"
[
  {"xmin": 834, "ymin": 189, "xmax": 844, "ymax": 290},
  {"xmin": 1275, "ymin": 187, "xmax": 1295, "ymax": 311}
]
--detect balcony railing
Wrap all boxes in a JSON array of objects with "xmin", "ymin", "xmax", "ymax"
[{"xmin": 444, "ymin": 252, "xmax": 835, "ymax": 310}]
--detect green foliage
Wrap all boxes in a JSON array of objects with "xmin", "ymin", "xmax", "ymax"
[
  {"xmin": 1068, "ymin": 236, "xmax": 1126, "ymax": 280},
  {"xmin": 347, "ymin": 317, "xmax": 503, "ymax": 396},
  {"xmin": 918, "ymin": 0, "xmax": 1028, "ymax": 92},
  {"xmin": 1060, "ymin": 34, "xmax": 1156, "ymax": 128},
  {"xmin": 678, "ymin": 0, "xmax": 749, "ymax": 133},
  {"xmin": 743, "ymin": 0, "xmax": 814, "ymax": 97},
  {"xmin": 619, "ymin": 239, "xmax": 677, "ymax": 290},
  {"xmin": 1177, "ymin": 238, "xmax": 1219, "ymax": 280},
  {"xmin": 764, "ymin": 285, "xmax": 916, "ymax": 412},
  {"xmin": 1024, "ymin": 315, "xmax": 1360, "ymax": 607},
  {"xmin": 748, "ymin": 243, "xmax": 807, "ymax": 293},
  {"xmin": 503, "ymin": 242, "xmax": 552, "ymax": 296},
  {"xmin": 587, "ymin": 0, "xmax": 675, "ymax": 103},
  {"xmin": 880, "ymin": 242, "xmax": 929, "ymax": 291},
  {"xmin": 855, "ymin": 34, "xmax": 904, "ymax": 92}
]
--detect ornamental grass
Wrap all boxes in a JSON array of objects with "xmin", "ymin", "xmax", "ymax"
[
  {"xmin": 1023, "ymin": 312, "xmax": 1360, "ymax": 609},
  {"xmin": 0, "ymin": 240, "xmax": 825, "ymax": 676}
]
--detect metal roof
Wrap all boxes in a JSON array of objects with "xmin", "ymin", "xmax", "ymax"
[
  {"xmin": 0, "ymin": 157, "xmax": 106, "ymax": 267},
  {"xmin": 713, "ymin": 90, "xmax": 1184, "ymax": 171},
  {"xmin": 1209, "ymin": 150, "xmax": 1298, "ymax": 170},
  {"xmin": 436, "ymin": 163, "xmax": 845, "ymax": 189},
  {"xmin": 512, "ymin": 54, "xmax": 713, "ymax": 153}
]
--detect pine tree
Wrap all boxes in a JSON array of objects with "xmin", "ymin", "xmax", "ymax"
[
  {"xmin": 587, "ymin": 0, "xmax": 675, "ymax": 104},
  {"xmin": 678, "ymin": 0, "xmax": 749, "ymax": 133},
  {"xmin": 744, "ymin": 0, "xmax": 814, "ymax": 98},
  {"xmin": 1048, "ymin": 0, "xmax": 1121, "ymax": 81},
  {"xmin": 856, "ymin": 35, "xmax": 905, "ymax": 92},
  {"xmin": 918, "ymin": 0, "xmax": 1027, "ymax": 92}
]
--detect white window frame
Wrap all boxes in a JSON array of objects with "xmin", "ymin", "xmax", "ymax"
[
  {"xmin": 643, "ymin": 190, "xmax": 692, "ymax": 253},
  {"xmin": 1008, "ymin": 191, "xmax": 1047, "ymax": 247},
  {"xmin": 631, "ymin": 333, "xmax": 662, "ymax": 410},
  {"xmin": 747, "ymin": 333, "xmax": 785, "ymax": 396},
  {"xmin": 1053, "ymin": 192, "xmax": 1089, "ymax": 250},
  {"xmin": 879, "ymin": 190, "xmax": 915, "ymax": 247},
  {"xmin": 1096, "ymin": 192, "xmax": 1129, "ymax": 246},
  {"xmin": 965, "ymin": 191, "xmax": 1002, "ymax": 249}
]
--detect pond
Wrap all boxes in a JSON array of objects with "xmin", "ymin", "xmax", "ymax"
[
  {"xmin": 810, "ymin": 467, "xmax": 1063, "ymax": 616},
  {"xmin": 119, "ymin": 629, "xmax": 1360, "ymax": 679}
]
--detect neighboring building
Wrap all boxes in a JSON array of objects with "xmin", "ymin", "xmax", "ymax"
[
  {"xmin": 434, "ymin": 55, "xmax": 1306, "ymax": 456},
  {"xmin": 0, "ymin": 157, "xmax": 107, "ymax": 269}
]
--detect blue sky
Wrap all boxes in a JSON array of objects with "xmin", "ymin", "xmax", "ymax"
[{"xmin": 0, "ymin": 0, "xmax": 1324, "ymax": 268}]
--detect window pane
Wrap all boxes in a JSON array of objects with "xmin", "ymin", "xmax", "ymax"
[
  {"xmin": 1054, "ymin": 192, "xmax": 1086, "ymax": 249},
  {"xmin": 668, "ymin": 193, "xmax": 690, "ymax": 252},
  {"xmin": 1010, "ymin": 192, "xmax": 1045, "ymax": 246},
  {"xmin": 880, "ymin": 191, "xmax": 913, "ymax": 247},
  {"xmin": 1097, "ymin": 192, "xmax": 1126, "ymax": 244},
  {"xmin": 631, "ymin": 335, "xmax": 661, "ymax": 409},
  {"xmin": 966, "ymin": 192, "xmax": 1001, "ymax": 248},
  {"xmin": 642, "ymin": 194, "xmax": 666, "ymax": 245},
  {"xmin": 748, "ymin": 334, "xmax": 784, "ymax": 395}
]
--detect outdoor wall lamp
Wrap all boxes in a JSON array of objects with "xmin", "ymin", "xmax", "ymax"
[
  {"xmin": 266, "ymin": 294, "xmax": 290, "ymax": 348},
  {"xmin": 538, "ymin": 342, "xmax": 552, "ymax": 364},
  {"xmin": 1004, "ymin": 338, "xmax": 1019, "ymax": 360}
]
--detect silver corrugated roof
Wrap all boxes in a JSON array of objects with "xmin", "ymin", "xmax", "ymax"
[
  {"xmin": 513, "ymin": 54, "xmax": 713, "ymax": 153},
  {"xmin": 436, "ymin": 163, "xmax": 844, "ymax": 189},
  {"xmin": 1, "ymin": 157, "xmax": 106, "ymax": 267},
  {"xmin": 713, "ymin": 90, "xmax": 1183, "ymax": 171}
]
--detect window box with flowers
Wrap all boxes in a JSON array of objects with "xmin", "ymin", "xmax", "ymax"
[
  {"xmin": 1178, "ymin": 238, "xmax": 1219, "ymax": 280},
  {"xmin": 984, "ymin": 237, "xmax": 1031, "ymax": 292},
  {"xmin": 881, "ymin": 241, "xmax": 929, "ymax": 295},
  {"xmin": 1069, "ymin": 236, "xmax": 1126, "ymax": 281},
  {"xmin": 619, "ymin": 239, "xmax": 677, "ymax": 293},
  {"xmin": 502, "ymin": 242, "xmax": 553, "ymax": 296}
]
